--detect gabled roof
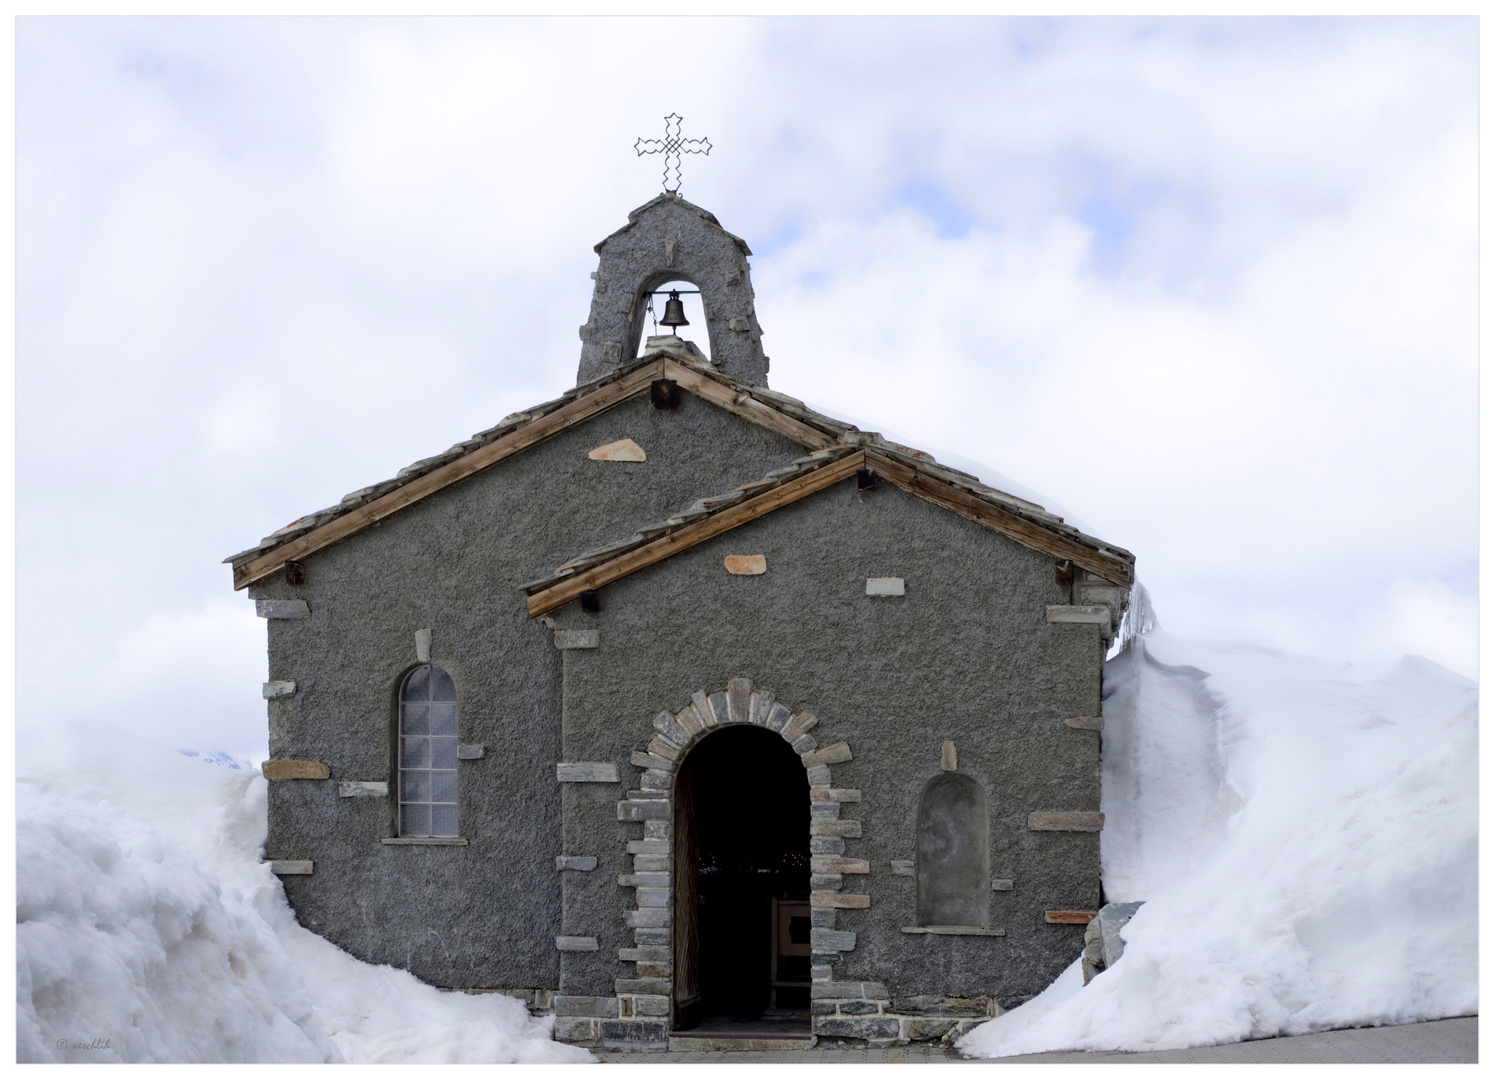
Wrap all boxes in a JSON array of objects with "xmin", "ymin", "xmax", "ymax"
[
  {"xmin": 523, "ymin": 440, "xmax": 1134, "ymax": 618},
  {"xmin": 226, "ymin": 343, "xmax": 1134, "ymax": 595}
]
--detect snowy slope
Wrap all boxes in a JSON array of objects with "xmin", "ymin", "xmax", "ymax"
[
  {"xmin": 960, "ymin": 630, "xmax": 1478, "ymax": 1057},
  {"xmin": 16, "ymin": 717, "xmax": 592, "ymax": 1064}
]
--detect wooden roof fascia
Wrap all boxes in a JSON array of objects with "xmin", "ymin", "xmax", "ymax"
[
  {"xmin": 660, "ymin": 359, "xmax": 837, "ymax": 451},
  {"xmin": 864, "ymin": 451, "xmax": 1135, "ymax": 587},
  {"xmin": 233, "ymin": 359, "xmax": 667, "ymax": 590},
  {"xmin": 526, "ymin": 450, "xmax": 868, "ymax": 618}
]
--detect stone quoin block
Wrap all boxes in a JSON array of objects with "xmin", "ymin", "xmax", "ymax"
[
  {"xmin": 811, "ymin": 892, "xmax": 870, "ymax": 909},
  {"xmin": 810, "ymin": 803, "xmax": 842, "ymax": 821},
  {"xmin": 810, "ymin": 788, "xmax": 862, "ymax": 803},
  {"xmin": 1045, "ymin": 604, "xmax": 1112, "ymax": 625},
  {"xmin": 810, "ymin": 837, "xmax": 845, "ymax": 855},
  {"xmin": 255, "ymin": 599, "xmax": 309, "ymax": 619},
  {"xmin": 262, "ymin": 680, "xmax": 296, "ymax": 699},
  {"xmin": 267, "ymin": 860, "xmax": 313, "ymax": 875},
  {"xmin": 810, "ymin": 819, "xmax": 862, "ymax": 837},
  {"xmin": 632, "ymin": 854, "xmax": 670, "ymax": 872},
  {"xmin": 614, "ymin": 978, "xmax": 672, "ymax": 997},
  {"xmin": 553, "ymin": 629, "xmax": 599, "ymax": 650},
  {"xmin": 261, "ymin": 760, "xmax": 330, "ymax": 781},
  {"xmin": 805, "ymin": 765, "xmax": 832, "ymax": 787},
  {"xmin": 618, "ymin": 800, "xmax": 671, "ymax": 822},
  {"xmin": 810, "ymin": 928, "xmax": 856, "ymax": 952},
  {"xmin": 811, "ymin": 856, "xmax": 869, "ymax": 875},
  {"xmin": 556, "ymin": 762, "xmax": 619, "ymax": 783},
  {"xmin": 624, "ymin": 909, "xmax": 670, "ymax": 928},
  {"xmin": 865, "ymin": 577, "xmax": 906, "ymax": 596},
  {"xmin": 836, "ymin": 1000, "xmax": 879, "ymax": 1015},
  {"xmin": 617, "ymin": 872, "xmax": 670, "ymax": 888},
  {"xmin": 555, "ymin": 996, "xmax": 618, "ymax": 1018},
  {"xmin": 626, "ymin": 839, "xmax": 669, "ymax": 855},
  {"xmin": 338, "ymin": 781, "xmax": 387, "ymax": 798},
  {"xmin": 1028, "ymin": 811, "xmax": 1105, "ymax": 832},
  {"xmin": 1063, "ymin": 716, "xmax": 1105, "ymax": 731}
]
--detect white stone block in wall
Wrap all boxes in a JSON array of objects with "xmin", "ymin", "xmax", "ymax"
[
  {"xmin": 267, "ymin": 860, "xmax": 313, "ymax": 875},
  {"xmin": 415, "ymin": 628, "xmax": 432, "ymax": 662},
  {"xmin": 891, "ymin": 860, "xmax": 915, "ymax": 877},
  {"xmin": 556, "ymin": 936, "xmax": 600, "ymax": 952},
  {"xmin": 556, "ymin": 856, "xmax": 599, "ymax": 871},
  {"xmin": 262, "ymin": 680, "xmax": 296, "ymax": 699},
  {"xmin": 865, "ymin": 577, "xmax": 905, "ymax": 596},
  {"xmin": 1045, "ymin": 605, "xmax": 1111, "ymax": 625},
  {"xmin": 556, "ymin": 762, "xmax": 619, "ymax": 783},
  {"xmin": 554, "ymin": 629, "xmax": 599, "ymax": 650},
  {"xmin": 457, "ymin": 744, "xmax": 486, "ymax": 759},
  {"xmin": 991, "ymin": 879, "xmax": 1014, "ymax": 891},
  {"xmin": 1028, "ymin": 811, "xmax": 1106, "ymax": 832},
  {"xmin": 256, "ymin": 599, "xmax": 310, "ymax": 619},
  {"xmin": 338, "ymin": 781, "xmax": 388, "ymax": 798}
]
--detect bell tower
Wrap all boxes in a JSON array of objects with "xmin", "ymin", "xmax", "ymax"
[{"xmin": 576, "ymin": 193, "xmax": 770, "ymax": 387}]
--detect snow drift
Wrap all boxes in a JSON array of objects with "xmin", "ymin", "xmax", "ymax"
[
  {"xmin": 960, "ymin": 630, "xmax": 1478, "ymax": 1057},
  {"xmin": 16, "ymin": 717, "xmax": 592, "ymax": 1064}
]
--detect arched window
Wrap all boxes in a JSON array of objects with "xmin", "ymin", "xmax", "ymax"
[
  {"xmin": 399, "ymin": 664, "xmax": 458, "ymax": 837},
  {"xmin": 915, "ymin": 773, "xmax": 989, "ymax": 927}
]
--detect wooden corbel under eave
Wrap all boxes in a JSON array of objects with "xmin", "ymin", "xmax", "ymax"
[{"xmin": 526, "ymin": 450, "xmax": 869, "ymax": 618}]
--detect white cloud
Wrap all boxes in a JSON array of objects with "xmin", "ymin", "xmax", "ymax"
[{"xmin": 17, "ymin": 18, "xmax": 1477, "ymax": 755}]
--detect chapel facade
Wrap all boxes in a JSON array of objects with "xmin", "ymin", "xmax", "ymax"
[{"xmin": 226, "ymin": 193, "xmax": 1134, "ymax": 1051}]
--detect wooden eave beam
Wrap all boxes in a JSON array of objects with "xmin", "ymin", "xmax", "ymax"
[
  {"xmin": 865, "ymin": 451, "xmax": 1134, "ymax": 587},
  {"xmin": 661, "ymin": 359, "xmax": 836, "ymax": 451},
  {"xmin": 234, "ymin": 360, "xmax": 667, "ymax": 589},
  {"xmin": 526, "ymin": 450, "xmax": 868, "ymax": 617}
]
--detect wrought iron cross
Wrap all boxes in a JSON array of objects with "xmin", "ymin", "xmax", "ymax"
[{"xmin": 635, "ymin": 113, "xmax": 711, "ymax": 195}]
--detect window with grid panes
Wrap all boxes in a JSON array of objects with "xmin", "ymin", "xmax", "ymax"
[{"xmin": 398, "ymin": 665, "xmax": 458, "ymax": 837}]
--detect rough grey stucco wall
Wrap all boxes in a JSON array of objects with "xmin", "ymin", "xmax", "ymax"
[
  {"xmin": 577, "ymin": 195, "xmax": 769, "ymax": 386},
  {"xmin": 252, "ymin": 388, "xmax": 807, "ymax": 989},
  {"xmin": 551, "ymin": 477, "xmax": 1103, "ymax": 1005}
]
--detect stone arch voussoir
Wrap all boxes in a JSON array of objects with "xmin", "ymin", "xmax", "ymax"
[{"xmin": 613, "ymin": 676, "xmax": 866, "ymax": 1038}]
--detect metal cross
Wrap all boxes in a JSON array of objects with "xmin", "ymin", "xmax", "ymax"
[{"xmin": 635, "ymin": 113, "xmax": 711, "ymax": 195}]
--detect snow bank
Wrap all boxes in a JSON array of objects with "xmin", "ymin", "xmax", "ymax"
[
  {"xmin": 960, "ymin": 631, "xmax": 1477, "ymax": 1057},
  {"xmin": 16, "ymin": 717, "xmax": 592, "ymax": 1064}
]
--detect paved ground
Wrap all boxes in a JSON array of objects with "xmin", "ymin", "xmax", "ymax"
[{"xmin": 593, "ymin": 1015, "xmax": 1477, "ymax": 1064}]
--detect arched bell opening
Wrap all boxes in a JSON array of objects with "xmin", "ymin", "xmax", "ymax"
[
  {"xmin": 671, "ymin": 725, "xmax": 810, "ymax": 1031},
  {"xmin": 630, "ymin": 272, "xmax": 713, "ymax": 362}
]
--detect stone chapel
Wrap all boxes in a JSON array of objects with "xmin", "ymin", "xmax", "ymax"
[{"xmin": 225, "ymin": 191, "xmax": 1134, "ymax": 1051}]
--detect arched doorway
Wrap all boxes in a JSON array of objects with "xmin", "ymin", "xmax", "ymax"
[{"xmin": 672, "ymin": 725, "xmax": 810, "ymax": 1031}]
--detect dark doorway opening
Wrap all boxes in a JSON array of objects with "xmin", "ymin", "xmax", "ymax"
[{"xmin": 672, "ymin": 725, "xmax": 810, "ymax": 1033}]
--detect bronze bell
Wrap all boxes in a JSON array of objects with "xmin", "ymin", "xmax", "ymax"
[{"xmin": 659, "ymin": 290, "xmax": 689, "ymax": 329}]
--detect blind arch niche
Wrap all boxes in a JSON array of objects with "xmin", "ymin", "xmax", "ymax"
[{"xmin": 915, "ymin": 772, "xmax": 990, "ymax": 927}]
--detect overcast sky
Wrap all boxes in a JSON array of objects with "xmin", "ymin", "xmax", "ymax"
[{"xmin": 18, "ymin": 17, "xmax": 1476, "ymax": 764}]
